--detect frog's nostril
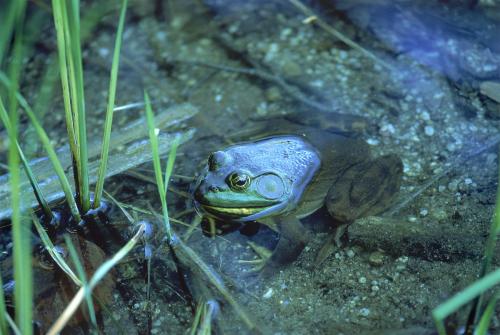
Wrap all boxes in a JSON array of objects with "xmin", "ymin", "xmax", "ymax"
[{"xmin": 209, "ymin": 185, "xmax": 220, "ymax": 192}]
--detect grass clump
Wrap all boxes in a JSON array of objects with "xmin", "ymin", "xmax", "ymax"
[{"xmin": 0, "ymin": 0, "xmax": 128, "ymax": 332}]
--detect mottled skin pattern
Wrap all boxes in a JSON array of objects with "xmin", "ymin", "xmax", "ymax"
[{"xmin": 194, "ymin": 113, "xmax": 403, "ymax": 268}]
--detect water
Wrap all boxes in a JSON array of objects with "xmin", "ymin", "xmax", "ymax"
[{"xmin": 1, "ymin": 0, "xmax": 499, "ymax": 334}]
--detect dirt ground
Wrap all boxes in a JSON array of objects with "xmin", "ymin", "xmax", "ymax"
[{"xmin": 2, "ymin": 0, "xmax": 500, "ymax": 334}]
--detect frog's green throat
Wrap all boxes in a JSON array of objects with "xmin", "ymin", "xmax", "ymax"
[{"xmin": 193, "ymin": 135, "xmax": 321, "ymax": 222}]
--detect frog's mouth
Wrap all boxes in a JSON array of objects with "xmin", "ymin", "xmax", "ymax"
[
  {"xmin": 196, "ymin": 200, "xmax": 288, "ymax": 222},
  {"xmin": 201, "ymin": 204, "xmax": 266, "ymax": 217}
]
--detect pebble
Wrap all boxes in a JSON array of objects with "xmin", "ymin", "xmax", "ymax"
[
  {"xmin": 419, "ymin": 208, "xmax": 428, "ymax": 217},
  {"xmin": 265, "ymin": 87, "xmax": 282, "ymax": 102},
  {"xmin": 368, "ymin": 251, "xmax": 385, "ymax": 266},
  {"xmin": 424, "ymin": 125, "xmax": 435, "ymax": 136},
  {"xmin": 421, "ymin": 111, "xmax": 430, "ymax": 121},
  {"xmin": 407, "ymin": 216, "xmax": 417, "ymax": 223},
  {"xmin": 263, "ymin": 288, "xmax": 274, "ymax": 299},
  {"xmin": 346, "ymin": 249, "xmax": 355, "ymax": 258},
  {"xmin": 359, "ymin": 308, "xmax": 371, "ymax": 317}
]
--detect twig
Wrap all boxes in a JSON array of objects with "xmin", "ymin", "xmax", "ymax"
[{"xmin": 288, "ymin": 0, "xmax": 393, "ymax": 71}]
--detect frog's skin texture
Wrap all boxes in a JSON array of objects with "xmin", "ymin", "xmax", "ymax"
[{"xmin": 193, "ymin": 113, "xmax": 403, "ymax": 267}]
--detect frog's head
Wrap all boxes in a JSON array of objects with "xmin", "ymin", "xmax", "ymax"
[{"xmin": 193, "ymin": 136, "xmax": 320, "ymax": 222}]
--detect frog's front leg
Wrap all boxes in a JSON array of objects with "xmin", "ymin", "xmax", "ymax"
[
  {"xmin": 268, "ymin": 215, "xmax": 310, "ymax": 266},
  {"xmin": 240, "ymin": 215, "xmax": 310, "ymax": 273}
]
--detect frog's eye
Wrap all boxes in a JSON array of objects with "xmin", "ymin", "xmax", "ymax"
[
  {"xmin": 227, "ymin": 172, "xmax": 251, "ymax": 191},
  {"xmin": 208, "ymin": 151, "xmax": 230, "ymax": 171}
]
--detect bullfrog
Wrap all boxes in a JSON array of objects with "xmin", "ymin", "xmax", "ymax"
[{"xmin": 193, "ymin": 112, "xmax": 402, "ymax": 268}]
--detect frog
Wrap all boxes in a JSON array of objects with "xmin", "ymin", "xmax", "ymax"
[{"xmin": 193, "ymin": 111, "xmax": 403, "ymax": 269}]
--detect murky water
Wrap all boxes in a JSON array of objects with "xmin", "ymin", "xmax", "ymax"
[{"xmin": 1, "ymin": 1, "xmax": 500, "ymax": 334}]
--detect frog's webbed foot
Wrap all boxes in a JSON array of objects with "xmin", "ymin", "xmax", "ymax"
[
  {"xmin": 238, "ymin": 241, "xmax": 272, "ymax": 272},
  {"xmin": 239, "ymin": 216, "xmax": 310, "ymax": 275}
]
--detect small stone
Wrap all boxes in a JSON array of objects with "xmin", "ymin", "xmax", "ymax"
[
  {"xmin": 464, "ymin": 178, "xmax": 473, "ymax": 185},
  {"xmin": 359, "ymin": 308, "xmax": 370, "ymax": 317},
  {"xmin": 424, "ymin": 125, "xmax": 435, "ymax": 136},
  {"xmin": 265, "ymin": 87, "xmax": 282, "ymax": 102},
  {"xmin": 366, "ymin": 138, "xmax": 380, "ymax": 146},
  {"xmin": 371, "ymin": 285, "xmax": 380, "ymax": 292},
  {"xmin": 407, "ymin": 216, "xmax": 417, "ymax": 223},
  {"xmin": 256, "ymin": 102, "xmax": 268, "ymax": 116},
  {"xmin": 368, "ymin": 251, "xmax": 385, "ymax": 266},
  {"xmin": 419, "ymin": 208, "xmax": 428, "ymax": 217},
  {"xmin": 262, "ymin": 288, "xmax": 274, "ymax": 299},
  {"xmin": 346, "ymin": 249, "xmax": 355, "ymax": 258}
]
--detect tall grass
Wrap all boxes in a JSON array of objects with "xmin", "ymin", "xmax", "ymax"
[
  {"xmin": 3, "ymin": 1, "xmax": 33, "ymax": 333},
  {"xmin": 93, "ymin": 0, "xmax": 128, "ymax": 208},
  {"xmin": 145, "ymin": 92, "xmax": 177, "ymax": 241},
  {"xmin": 0, "ymin": 0, "xmax": 129, "ymax": 332},
  {"xmin": 51, "ymin": 0, "xmax": 90, "ymax": 213}
]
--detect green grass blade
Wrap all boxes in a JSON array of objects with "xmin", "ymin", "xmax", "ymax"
[
  {"xmin": 66, "ymin": 0, "xmax": 90, "ymax": 212},
  {"xmin": 0, "ymin": 72, "xmax": 54, "ymax": 219},
  {"xmin": 164, "ymin": 135, "xmax": 180, "ymax": 194},
  {"xmin": 63, "ymin": 235, "xmax": 97, "ymax": 329},
  {"xmin": 12, "ymin": 96, "xmax": 81, "ymax": 221},
  {"xmin": 5, "ymin": 313, "xmax": 21, "ymax": 335},
  {"xmin": 3, "ymin": 8, "xmax": 32, "ymax": 329},
  {"xmin": 432, "ymin": 267, "xmax": 500, "ymax": 334},
  {"xmin": 0, "ymin": 102, "xmax": 53, "ymax": 220},
  {"xmin": 144, "ymin": 92, "xmax": 172, "ymax": 240},
  {"xmin": 32, "ymin": 215, "xmax": 81, "ymax": 285},
  {"xmin": 475, "ymin": 290, "xmax": 500, "ymax": 335},
  {"xmin": 50, "ymin": 0, "xmax": 79, "ymax": 165},
  {"xmin": 0, "ymin": 0, "xmax": 21, "ymax": 67},
  {"xmin": 93, "ymin": 0, "xmax": 128, "ymax": 208}
]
